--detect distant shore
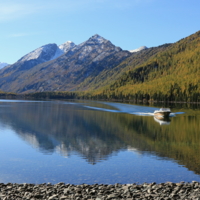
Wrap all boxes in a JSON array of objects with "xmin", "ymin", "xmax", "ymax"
[
  {"xmin": 1, "ymin": 95, "xmax": 200, "ymax": 105},
  {"xmin": 1, "ymin": 182, "xmax": 200, "ymax": 199}
]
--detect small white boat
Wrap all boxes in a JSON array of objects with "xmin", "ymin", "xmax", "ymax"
[{"xmin": 154, "ymin": 108, "xmax": 171, "ymax": 118}]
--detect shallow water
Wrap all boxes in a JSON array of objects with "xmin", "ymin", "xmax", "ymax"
[{"xmin": 0, "ymin": 99, "xmax": 200, "ymax": 184}]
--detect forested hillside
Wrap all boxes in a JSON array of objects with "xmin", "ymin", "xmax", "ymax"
[
  {"xmin": 77, "ymin": 43, "xmax": 171, "ymax": 91},
  {"xmin": 89, "ymin": 31, "xmax": 200, "ymax": 102}
]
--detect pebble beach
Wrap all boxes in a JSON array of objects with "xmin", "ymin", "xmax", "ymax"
[{"xmin": 1, "ymin": 182, "xmax": 200, "ymax": 199}]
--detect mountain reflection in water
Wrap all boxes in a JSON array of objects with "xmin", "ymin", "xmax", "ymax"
[
  {"xmin": 0, "ymin": 100, "xmax": 129, "ymax": 164},
  {"xmin": 1, "ymin": 100, "xmax": 200, "ymax": 183}
]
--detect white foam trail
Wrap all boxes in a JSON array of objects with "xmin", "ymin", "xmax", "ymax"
[
  {"xmin": 131, "ymin": 112, "xmax": 154, "ymax": 116},
  {"xmin": 62, "ymin": 102, "xmax": 78, "ymax": 105},
  {"xmin": 84, "ymin": 106, "xmax": 119, "ymax": 113},
  {"xmin": 103, "ymin": 102, "xmax": 156, "ymax": 115},
  {"xmin": 84, "ymin": 102, "xmax": 156, "ymax": 116},
  {"xmin": 84, "ymin": 102, "xmax": 184, "ymax": 117}
]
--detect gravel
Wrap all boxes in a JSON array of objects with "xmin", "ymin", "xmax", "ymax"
[{"xmin": 1, "ymin": 181, "xmax": 200, "ymax": 199}]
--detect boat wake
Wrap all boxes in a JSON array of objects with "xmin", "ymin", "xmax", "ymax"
[
  {"xmin": 83, "ymin": 102, "xmax": 156, "ymax": 116},
  {"xmin": 130, "ymin": 112, "xmax": 155, "ymax": 116},
  {"xmin": 84, "ymin": 106, "xmax": 119, "ymax": 113},
  {"xmin": 83, "ymin": 102, "xmax": 181, "ymax": 118}
]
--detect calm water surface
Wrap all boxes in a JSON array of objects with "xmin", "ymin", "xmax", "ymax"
[{"xmin": 0, "ymin": 99, "xmax": 200, "ymax": 184}]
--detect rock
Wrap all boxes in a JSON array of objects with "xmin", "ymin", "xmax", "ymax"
[
  {"xmin": 48, "ymin": 194, "xmax": 58, "ymax": 200},
  {"xmin": 107, "ymin": 193, "xmax": 117, "ymax": 199},
  {"xmin": 60, "ymin": 195, "xmax": 68, "ymax": 200},
  {"xmin": 63, "ymin": 188, "xmax": 70, "ymax": 194},
  {"xmin": 34, "ymin": 193, "xmax": 44, "ymax": 198}
]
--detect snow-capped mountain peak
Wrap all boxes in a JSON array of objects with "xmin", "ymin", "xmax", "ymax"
[
  {"xmin": 0, "ymin": 62, "xmax": 9, "ymax": 69},
  {"xmin": 19, "ymin": 43, "xmax": 58, "ymax": 63},
  {"xmin": 17, "ymin": 41, "xmax": 76, "ymax": 64},
  {"xmin": 88, "ymin": 34, "xmax": 108, "ymax": 44},
  {"xmin": 75, "ymin": 34, "xmax": 109, "ymax": 51},
  {"xmin": 129, "ymin": 46, "xmax": 148, "ymax": 53},
  {"xmin": 51, "ymin": 41, "xmax": 76, "ymax": 60},
  {"xmin": 59, "ymin": 41, "xmax": 76, "ymax": 52}
]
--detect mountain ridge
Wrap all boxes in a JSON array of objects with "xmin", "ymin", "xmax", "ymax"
[
  {"xmin": 0, "ymin": 34, "xmax": 131, "ymax": 93},
  {"xmin": 0, "ymin": 30, "xmax": 200, "ymax": 103}
]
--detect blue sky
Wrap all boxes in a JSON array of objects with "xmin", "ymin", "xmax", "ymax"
[{"xmin": 1, "ymin": 0, "xmax": 200, "ymax": 64}]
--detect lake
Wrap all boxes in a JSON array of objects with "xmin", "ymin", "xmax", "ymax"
[{"xmin": 0, "ymin": 99, "xmax": 200, "ymax": 184}]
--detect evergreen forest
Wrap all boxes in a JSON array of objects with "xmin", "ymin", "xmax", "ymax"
[{"xmin": 88, "ymin": 30, "xmax": 200, "ymax": 103}]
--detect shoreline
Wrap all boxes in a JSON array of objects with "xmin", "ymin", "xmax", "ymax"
[
  {"xmin": 1, "ymin": 182, "xmax": 200, "ymax": 199},
  {"xmin": 1, "ymin": 95, "xmax": 200, "ymax": 105}
]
